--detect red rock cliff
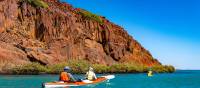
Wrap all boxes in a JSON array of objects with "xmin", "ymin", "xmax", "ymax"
[{"xmin": 0, "ymin": 0, "xmax": 161, "ymax": 71}]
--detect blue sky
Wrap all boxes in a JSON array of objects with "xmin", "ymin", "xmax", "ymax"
[{"xmin": 62, "ymin": 0, "xmax": 200, "ymax": 70}]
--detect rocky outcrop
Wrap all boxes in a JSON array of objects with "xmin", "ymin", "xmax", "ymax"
[
  {"xmin": 0, "ymin": 0, "xmax": 161, "ymax": 70},
  {"xmin": 0, "ymin": 41, "xmax": 29, "ymax": 72}
]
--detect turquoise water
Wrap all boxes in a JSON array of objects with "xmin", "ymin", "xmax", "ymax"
[{"xmin": 0, "ymin": 70, "xmax": 200, "ymax": 88}]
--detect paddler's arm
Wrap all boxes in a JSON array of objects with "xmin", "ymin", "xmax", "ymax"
[
  {"xmin": 68, "ymin": 73, "xmax": 76, "ymax": 82},
  {"xmin": 93, "ymin": 72, "xmax": 97, "ymax": 79},
  {"xmin": 85, "ymin": 72, "xmax": 88, "ymax": 79}
]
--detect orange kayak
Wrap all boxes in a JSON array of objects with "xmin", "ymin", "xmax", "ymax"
[{"xmin": 43, "ymin": 75, "xmax": 115, "ymax": 88}]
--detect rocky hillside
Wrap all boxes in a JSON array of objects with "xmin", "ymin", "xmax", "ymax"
[{"xmin": 0, "ymin": 0, "xmax": 161, "ymax": 72}]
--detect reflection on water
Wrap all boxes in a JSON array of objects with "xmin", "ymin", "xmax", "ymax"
[
  {"xmin": 70, "ymin": 79, "xmax": 113, "ymax": 88},
  {"xmin": 105, "ymin": 80, "xmax": 113, "ymax": 88}
]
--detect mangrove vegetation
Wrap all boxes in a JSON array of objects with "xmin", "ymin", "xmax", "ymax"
[{"xmin": 10, "ymin": 59, "xmax": 175, "ymax": 75}]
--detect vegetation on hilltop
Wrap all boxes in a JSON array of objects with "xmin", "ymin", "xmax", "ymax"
[
  {"xmin": 77, "ymin": 9, "xmax": 103, "ymax": 24},
  {"xmin": 20, "ymin": 0, "xmax": 49, "ymax": 8}
]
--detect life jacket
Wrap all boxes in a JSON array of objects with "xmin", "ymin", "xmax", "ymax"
[
  {"xmin": 87, "ymin": 71, "xmax": 94, "ymax": 80},
  {"xmin": 59, "ymin": 72, "xmax": 70, "ymax": 81}
]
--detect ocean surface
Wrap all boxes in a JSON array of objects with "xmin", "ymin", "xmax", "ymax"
[{"xmin": 0, "ymin": 70, "xmax": 200, "ymax": 88}]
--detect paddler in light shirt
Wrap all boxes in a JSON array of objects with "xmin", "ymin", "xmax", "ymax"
[{"xmin": 85, "ymin": 67, "xmax": 97, "ymax": 81}]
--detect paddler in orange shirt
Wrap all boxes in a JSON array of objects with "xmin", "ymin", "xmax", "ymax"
[{"xmin": 59, "ymin": 66, "xmax": 76, "ymax": 82}]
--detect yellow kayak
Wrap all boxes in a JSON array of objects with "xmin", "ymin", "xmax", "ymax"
[{"xmin": 147, "ymin": 71, "xmax": 153, "ymax": 77}]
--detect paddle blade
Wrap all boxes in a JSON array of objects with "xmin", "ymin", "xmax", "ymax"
[{"xmin": 103, "ymin": 75, "xmax": 115, "ymax": 80}]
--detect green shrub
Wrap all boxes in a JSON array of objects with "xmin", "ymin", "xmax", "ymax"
[
  {"xmin": 109, "ymin": 63, "xmax": 148, "ymax": 73},
  {"xmin": 92, "ymin": 64, "xmax": 109, "ymax": 73},
  {"xmin": 67, "ymin": 59, "xmax": 89, "ymax": 74},
  {"xmin": 77, "ymin": 10, "xmax": 103, "ymax": 24},
  {"xmin": 46, "ymin": 59, "xmax": 90, "ymax": 74},
  {"xmin": 110, "ymin": 63, "xmax": 127, "ymax": 73},
  {"xmin": 152, "ymin": 65, "xmax": 175, "ymax": 73},
  {"xmin": 46, "ymin": 62, "xmax": 68, "ymax": 74},
  {"xmin": 21, "ymin": 0, "xmax": 49, "ymax": 8},
  {"xmin": 165, "ymin": 65, "xmax": 175, "ymax": 73},
  {"xmin": 89, "ymin": 63, "xmax": 147, "ymax": 73},
  {"xmin": 12, "ymin": 62, "xmax": 47, "ymax": 75},
  {"xmin": 125, "ymin": 64, "xmax": 138, "ymax": 73}
]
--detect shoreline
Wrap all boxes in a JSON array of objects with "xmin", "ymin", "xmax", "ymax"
[
  {"xmin": 1, "ymin": 69, "xmax": 175, "ymax": 75},
  {"xmin": 2, "ymin": 70, "xmax": 199, "ymax": 75},
  {"xmin": 0, "ymin": 72, "xmax": 175, "ymax": 75}
]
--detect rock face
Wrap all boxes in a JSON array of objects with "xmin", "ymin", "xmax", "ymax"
[{"xmin": 0, "ymin": 0, "xmax": 160, "ymax": 71}]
